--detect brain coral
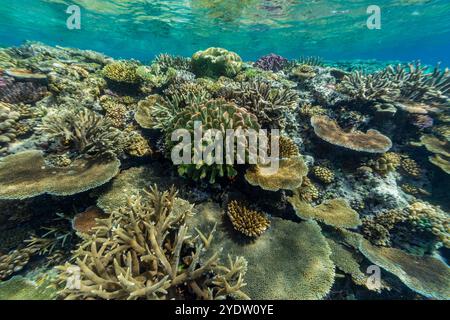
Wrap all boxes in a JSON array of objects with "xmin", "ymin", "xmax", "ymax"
[
  {"xmin": 359, "ymin": 240, "xmax": 450, "ymax": 300},
  {"xmin": 191, "ymin": 47, "xmax": 243, "ymax": 78},
  {"xmin": 288, "ymin": 195, "xmax": 361, "ymax": 229},
  {"xmin": 0, "ymin": 150, "xmax": 120, "ymax": 200},
  {"xmin": 311, "ymin": 115, "xmax": 392, "ymax": 153},
  {"xmin": 188, "ymin": 202, "xmax": 335, "ymax": 300},
  {"xmin": 244, "ymin": 156, "xmax": 308, "ymax": 192}
]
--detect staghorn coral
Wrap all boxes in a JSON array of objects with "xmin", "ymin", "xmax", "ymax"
[
  {"xmin": 169, "ymin": 98, "xmax": 261, "ymax": 183},
  {"xmin": 253, "ymin": 53, "xmax": 288, "ymax": 72},
  {"xmin": 400, "ymin": 157, "xmax": 422, "ymax": 178},
  {"xmin": 154, "ymin": 53, "xmax": 191, "ymax": 72},
  {"xmin": 288, "ymin": 195, "xmax": 361, "ymax": 229},
  {"xmin": 39, "ymin": 108, "xmax": 126, "ymax": 159},
  {"xmin": 0, "ymin": 150, "xmax": 120, "ymax": 200},
  {"xmin": 56, "ymin": 186, "xmax": 249, "ymax": 300},
  {"xmin": 191, "ymin": 47, "xmax": 243, "ymax": 78},
  {"xmin": 102, "ymin": 61, "xmax": 140, "ymax": 84},
  {"xmin": 244, "ymin": 156, "xmax": 308, "ymax": 192},
  {"xmin": 359, "ymin": 240, "xmax": 450, "ymax": 300},
  {"xmin": 227, "ymin": 201, "xmax": 270, "ymax": 238},
  {"xmin": 224, "ymin": 80, "xmax": 299, "ymax": 128},
  {"xmin": 311, "ymin": 166, "xmax": 335, "ymax": 184},
  {"xmin": 311, "ymin": 115, "xmax": 392, "ymax": 153}
]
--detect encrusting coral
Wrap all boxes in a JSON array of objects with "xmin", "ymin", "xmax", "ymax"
[
  {"xmin": 310, "ymin": 115, "xmax": 392, "ymax": 153},
  {"xmin": 56, "ymin": 186, "xmax": 250, "ymax": 300},
  {"xmin": 0, "ymin": 150, "xmax": 120, "ymax": 200},
  {"xmin": 227, "ymin": 200, "xmax": 270, "ymax": 238}
]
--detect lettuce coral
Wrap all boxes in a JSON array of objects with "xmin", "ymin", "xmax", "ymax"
[
  {"xmin": 311, "ymin": 115, "xmax": 392, "ymax": 153},
  {"xmin": 0, "ymin": 150, "xmax": 120, "ymax": 200}
]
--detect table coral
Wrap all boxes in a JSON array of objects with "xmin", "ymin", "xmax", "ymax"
[
  {"xmin": 56, "ymin": 186, "xmax": 249, "ymax": 300},
  {"xmin": 0, "ymin": 150, "xmax": 120, "ymax": 200},
  {"xmin": 244, "ymin": 156, "xmax": 308, "ymax": 192},
  {"xmin": 227, "ymin": 200, "xmax": 270, "ymax": 238},
  {"xmin": 311, "ymin": 115, "xmax": 392, "ymax": 153}
]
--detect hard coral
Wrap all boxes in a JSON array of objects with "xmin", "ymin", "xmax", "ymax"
[
  {"xmin": 57, "ymin": 186, "xmax": 249, "ymax": 300},
  {"xmin": 102, "ymin": 61, "xmax": 140, "ymax": 84},
  {"xmin": 311, "ymin": 115, "xmax": 392, "ymax": 153},
  {"xmin": 254, "ymin": 53, "xmax": 288, "ymax": 72},
  {"xmin": 0, "ymin": 76, "xmax": 48, "ymax": 104},
  {"xmin": 244, "ymin": 156, "xmax": 308, "ymax": 192},
  {"xmin": 401, "ymin": 157, "xmax": 422, "ymax": 178},
  {"xmin": 311, "ymin": 166, "xmax": 335, "ymax": 184},
  {"xmin": 0, "ymin": 150, "xmax": 120, "ymax": 200},
  {"xmin": 191, "ymin": 47, "xmax": 243, "ymax": 78},
  {"xmin": 227, "ymin": 200, "xmax": 270, "ymax": 238}
]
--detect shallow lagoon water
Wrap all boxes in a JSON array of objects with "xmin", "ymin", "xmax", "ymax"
[{"xmin": 0, "ymin": 0, "xmax": 449, "ymax": 301}]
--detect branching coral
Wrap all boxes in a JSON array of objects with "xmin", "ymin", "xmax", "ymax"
[
  {"xmin": 400, "ymin": 157, "xmax": 422, "ymax": 178},
  {"xmin": 227, "ymin": 200, "xmax": 270, "ymax": 238},
  {"xmin": 0, "ymin": 76, "xmax": 48, "ymax": 104},
  {"xmin": 311, "ymin": 166, "xmax": 335, "ymax": 184},
  {"xmin": 224, "ymin": 80, "xmax": 299, "ymax": 128},
  {"xmin": 191, "ymin": 47, "xmax": 243, "ymax": 78},
  {"xmin": 0, "ymin": 150, "xmax": 120, "ymax": 200},
  {"xmin": 311, "ymin": 115, "xmax": 392, "ymax": 153},
  {"xmin": 56, "ymin": 186, "xmax": 249, "ymax": 300},
  {"xmin": 154, "ymin": 53, "xmax": 191, "ymax": 72},
  {"xmin": 244, "ymin": 156, "xmax": 308, "ymax": 192},
  {"xmin": 278, "ymin": 136, "xmax": 299, "ymax": 159},
  {"xmin": 39, "ymin": 108, "xmax": 126, "ymax": 159}
]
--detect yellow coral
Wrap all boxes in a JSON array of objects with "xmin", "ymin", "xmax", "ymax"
[
  {"xmin": 401, "ymin": 157, "xmax": 422, "ymax": 178},
  {"xmin": 227, "ymin": 200, "xmax": 270, "ymax": 238},
  {"xmin": 311, "ymin": 166, "xmax": 335, "ymax": 184}
]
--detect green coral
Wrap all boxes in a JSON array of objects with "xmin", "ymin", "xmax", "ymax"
[
  {"xmin": 169, "ymin": 98, "xmax": 260, "ymax": 183},
  {"xmin": 191, "ymin": 47, "xmax": 243, "ymax": 78}
]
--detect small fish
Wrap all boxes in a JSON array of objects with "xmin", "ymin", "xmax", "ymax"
[{"xmin": 331, "ymin": 10, "xmax": 350, "ymax": 15}]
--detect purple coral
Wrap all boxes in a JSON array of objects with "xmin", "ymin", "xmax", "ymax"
[
  {"xmin": 412, "ymin": 114, "xmax": 434, "ymax": 130},
  {"xmin": 254, "ymin": 53, "xmax": 288, "ymax": 72},
  {"xmin": 0, "ymin": 76, "xmax": 48, "ymax": 104}
]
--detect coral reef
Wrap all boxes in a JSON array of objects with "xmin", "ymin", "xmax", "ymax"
[
  {"xmin": 227, "ymin": 200, "xmax": 270, "ymax": 238},
  {"xmin": 311, "ymin": 115, "xmax": 392, "ymax": 153}
]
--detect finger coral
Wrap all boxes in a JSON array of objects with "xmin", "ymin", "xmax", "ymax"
[
  {"xmin": 311, "ymin": 115, "xmax": 392, "ymax": 153},
  {"xmin": 227, "ymin": 200, "xmax": 270, "ymax": 238},
  {"xmin": 0, "ymin": 150, "xmax": 120, "ymax": 200},
  {"xmin": 191, "ymin": 47, "xmax": 243, "ymax": 78},
  {"xmin": 56, "ymin": 186, "xmax": 249, "ymax": 300},
  {"xmin": 244, "ymin": 156, "xmax": 308, "ymax": 192}
]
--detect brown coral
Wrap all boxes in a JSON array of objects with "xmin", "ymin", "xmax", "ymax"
[
  {"xmin": 311, "ymin": 166, "xmax": 335, "ymax": 184},
  {"xmin": 401, "ymin": 157, "xmax": 422, "ymax": 178},
  {"xmin": 227, "ymin": 200, "xmax": 270, "ymax": 238},
  {"xmin": 311, "ymin": 115, "xmax": 392, "ymax": 153}
]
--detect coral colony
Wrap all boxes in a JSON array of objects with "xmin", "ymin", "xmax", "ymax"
[{"xmin": 0, "ymin": 42, "xmax": 449, "ymax": 301}]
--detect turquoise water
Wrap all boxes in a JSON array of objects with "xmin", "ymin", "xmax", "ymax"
[{"xmin": 1, "ymin": 0, "xmax": 449, "ymax": 64}]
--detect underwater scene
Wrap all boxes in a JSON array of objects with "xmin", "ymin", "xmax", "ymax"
[{"xmin": 0, "ymin": 0, "xmax": 449, "ymax": 302}]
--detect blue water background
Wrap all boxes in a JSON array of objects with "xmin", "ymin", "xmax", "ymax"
[{"xmin": 0, "ymin": 0, "xmax": 449, "ymax": 65}]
